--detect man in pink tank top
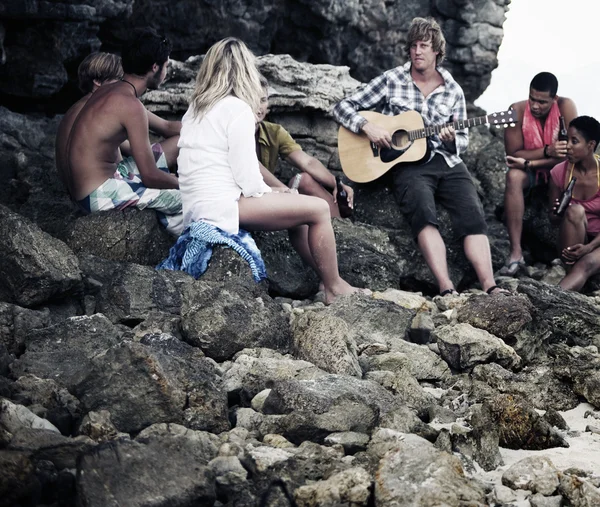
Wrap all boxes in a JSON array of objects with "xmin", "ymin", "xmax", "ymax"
[{"xmin": 500, "ymin": 72, "xmax": 577, "ymax": 275}]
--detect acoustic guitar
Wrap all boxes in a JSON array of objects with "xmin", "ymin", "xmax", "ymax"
[{"xmin": 337, "ymin": 109, "xmax": 517, "ymax": 183}]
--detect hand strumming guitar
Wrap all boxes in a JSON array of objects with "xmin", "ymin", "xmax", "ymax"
[{"xmin": 362, "ymin": 121, "xmax": 392, "ymax": 148}]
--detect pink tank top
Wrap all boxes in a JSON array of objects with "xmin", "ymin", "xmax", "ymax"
[{"xmin": 550, "ymin": 159, "xmax": 600, "ymax": 234}]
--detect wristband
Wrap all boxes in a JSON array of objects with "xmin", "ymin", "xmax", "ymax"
[{"xmin": 543, "ymin": 145, "xmax": 550, "ymax": 158}]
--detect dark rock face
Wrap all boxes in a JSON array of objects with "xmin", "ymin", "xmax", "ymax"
[
  {"xmin": 0, "ymin": 204, "xmax": 83, "ymax": 307},
  {"xmin": 76, "ymin": 439, "xmax": 216, "ymax": 507},
  {"xmin": 102, "ymin": 0, "xmax": 507, "ymax": 102}
]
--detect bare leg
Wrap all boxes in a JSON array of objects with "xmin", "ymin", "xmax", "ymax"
[
  {"xmin": 559, "ymin": 247, "xmax": 600, "ymax": 291},
  {"xmin": 504, "ymin": 169, "xmax": 529, "ymax": 262},
  {"xmin": 238, "ymin": 193, "xmax": 359, "ymax": 303},
  {"xmin": 463, "ymin": 234, "xmax": 497, "ymax": 292},
  {"xmin": 559, "ymin": 204, "xmax": 587, "ymax": 253},
  {"xmin": 417, "ymin": 225, "xmax": 454, "ymax": 293},
  {"xmin": 290, "ymin": 173, "xmax": 340, "ymax": 218},
  {"xmin": 159, "ymin": 136, "xmax": 180, "ymax": 170},
  {"xmin": 288, "ymin": 225, "xmax": 318, "ymax": 271}
]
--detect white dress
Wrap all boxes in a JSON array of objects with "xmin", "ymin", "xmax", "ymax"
[{"xmin": 177, "ymin": 95, "xmax": 271, "ymax": 234}]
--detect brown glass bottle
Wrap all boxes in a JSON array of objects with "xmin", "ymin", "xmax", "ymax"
[
  {"xmin": 558, "ymin": 116, "xmax": 568, "ymax": 142},
  {"xmin": 555, "ymin": 177, "xmax": 576, "ymax": 217},
  {"xmin": 335, "ymin": 176, "xmax": 353, "ymax": 218}
]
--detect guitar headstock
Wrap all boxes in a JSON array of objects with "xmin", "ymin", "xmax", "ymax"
[{"xmin": 490, "ymin": 109, "xmax": 518, "ymax": 129}]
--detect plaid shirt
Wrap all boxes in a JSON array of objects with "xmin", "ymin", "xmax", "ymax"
[{"xmin": 332, "ymin": 62, "xmax": 468, "ymax": 167}]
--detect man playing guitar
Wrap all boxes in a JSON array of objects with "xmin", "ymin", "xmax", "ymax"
[{"xmin": 333, "ymin": 16, "xmax": 505, "ymax": 296}]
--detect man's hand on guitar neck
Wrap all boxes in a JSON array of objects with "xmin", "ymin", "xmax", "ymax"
[{"xmin": 361, "ymin": 121, "xmax": 392, "ymax": 148}]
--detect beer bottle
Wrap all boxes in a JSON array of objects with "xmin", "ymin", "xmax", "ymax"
[
  {"xmin": 558, "ymin": 116, "xmax": 568, "ymax": 142},
  {"xmin": 335, "ymin": 176, "xmax": 353, "ymax": 218},
  {"xmin": 555, "ymin": 177, "xmax": 576, "ymax": 217}
]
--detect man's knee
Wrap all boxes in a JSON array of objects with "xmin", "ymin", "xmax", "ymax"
[{"xmin": 296, "ymin": 173, "xmax": 322, "ymax": 196}]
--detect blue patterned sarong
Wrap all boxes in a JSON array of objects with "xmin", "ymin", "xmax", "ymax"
[{"xmin": 156, "ymin": 221, "xmax": 267, "ymax": 282}]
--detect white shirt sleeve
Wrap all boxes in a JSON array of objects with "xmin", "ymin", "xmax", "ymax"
[{"xmin": 227, "ymin": 106, "xmax": 271, "ymax": 197}]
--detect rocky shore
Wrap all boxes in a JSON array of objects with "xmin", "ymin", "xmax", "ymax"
[{"xmin": 1, "ymin": 36, "xmax": 600, "ymax": 507}]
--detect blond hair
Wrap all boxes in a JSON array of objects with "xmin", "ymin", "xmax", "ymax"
[
  {"xmin": 404, "ymin": 17, "xmax": 446, "ymax": 66},
  {"xmin": 189, "ymin": 38, "xmax": 263, "ymax": 119},
  {"xmin": 77, "ymin": 52, "xmax": 123, "ymax": 94}
]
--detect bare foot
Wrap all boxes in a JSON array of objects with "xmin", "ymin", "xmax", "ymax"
[{"xmin": 323, "ymin": 278, "xmax": 371, "ymax": 305}]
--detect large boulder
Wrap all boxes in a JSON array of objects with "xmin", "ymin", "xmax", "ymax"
[{"xmin": 0, "ymin": 205, "xmax": 83, "ymax": 307}]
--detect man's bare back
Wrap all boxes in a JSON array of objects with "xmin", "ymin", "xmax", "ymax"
[{"xmin": 66, "ymin": 79, "xmax": 178, "ymax": 202}]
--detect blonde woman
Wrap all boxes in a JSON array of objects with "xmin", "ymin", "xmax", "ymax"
[{"xmin": 177, "ymin": 38, "xmax": 362, "ymax": 303}]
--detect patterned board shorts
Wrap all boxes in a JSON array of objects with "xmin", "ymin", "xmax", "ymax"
[{"xmin": 77, "ymin": 143, "xmax": 183, "ymax": 235}]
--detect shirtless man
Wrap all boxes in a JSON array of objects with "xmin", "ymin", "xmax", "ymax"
[
  {"xmin": 55, "ymin": 52, "xmax": 123, "ymax": 189},
  {"xmin": 501, "ymin": 72, "xmax": 577, "ymax": 275},
  {"xmin": 65, "ymin": 29, "xmax": 183, "ymax": 235}
]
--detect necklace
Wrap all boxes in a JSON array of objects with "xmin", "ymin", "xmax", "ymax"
[
  {"xmin": 121, "ymin": 79, "xmax": 138, "ymax": 98},
  {"xmin": 567, "ymin": 154, "xmax": 600, "ymax": 193}
]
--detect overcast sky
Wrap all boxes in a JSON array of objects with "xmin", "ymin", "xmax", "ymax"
[{"xmin": 476, "ymin": 0, "xmax": 600, "ymax": 121}]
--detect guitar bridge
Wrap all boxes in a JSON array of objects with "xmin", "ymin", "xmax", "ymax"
[{"xmin": 370, "ymin": 142, "xmax": 379, "ymax": 157}]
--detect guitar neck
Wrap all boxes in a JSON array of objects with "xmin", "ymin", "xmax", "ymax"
[{"xmin": 410, "ymin": 115, "xmax": 491, "ymax": 140}]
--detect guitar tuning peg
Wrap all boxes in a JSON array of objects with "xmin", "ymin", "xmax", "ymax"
[
  {"xmin": 504, "ymin": 124, "xmax": 508, "ymax": 128},
  {"xmin": 495, "ymin": 125, "xmax": 501, "ymax": 129},
  {"xmin": 510, "ymin": 123, "xmax": 515, "ymax": 127}
]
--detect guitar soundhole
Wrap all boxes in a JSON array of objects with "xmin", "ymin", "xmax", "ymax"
[{"xmin": 392, "ymin": 130, "xmax": 410, "ymax": 150}]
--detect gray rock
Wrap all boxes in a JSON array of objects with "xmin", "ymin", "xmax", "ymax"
[
  {"xmin": 65, "ymin": 209, "xmax": 175, "ymax": 266},
  {"xmin": 74, "ymin": 333, "xmax": 229, "ymax": 434},
  {"xmin": 517, "ymin": 278, "xmax": 600, "ymax": 347},
  {"xmin": 361, "ymin": 347, "xmax": 451, "ymax": 383},
  {"xmin": 529, "ymin": 493, "xmax": 563, "ymax": 507},
  {"xmin": 502, "ymin": 456, "xmax": 560, "ymax": 496},
  {"xmin": 374, "ymin": 433, "xmax": 487, "ymax": 506},
  {"xmin": 469, "ymin": 402, "xmax": 503, "ymax": 472},
  {"xmin": 291, "ymin": 310, "xmax": 362, "ymax": 377},
  {"xmin": 471, "ymin": 362, "xmax": 580, "ymax": 412},
  {"xmin": 222, "ymin": 351, "xmax": 326, "ymax": 406},
  {"xmin": 181, "ymin": 280, "xmax": 291, "ymax": 361},
  {"xmin": 457, "ymin": 292, "xmax": 548, "ymax": 363},
  {"xmin": 378, "ymin": 406, "xmax": 439, "ymax": 443},
  {"xmin": 0, "ymin": 399, "xmax": 59, "ymax": 434},
  {"xmin": 434, "ymin": 323, "xmax": 521, "ymax": 371},
  {"xmin": 77, "ymin": 410, "xmax": 125, "ymax": 443},
  {"xmin": 0, "ymin": 204, "xmax": 82, "ymax": 307},
  {"xmin": 551, "ymin": 344, "xmax": 600, "ymax": 409},
  {"xmin": 10, "ymin": 375, "xmax": 81, "ymax": 436},
  {"xmin": 559, "ymin": 473, "xmax": 600, "ymax": 506},
  {"xmin": 0, "ymin": 302, "xmax": 50, "ymax": 355},
  {"xmin": 8, "ymin": 428, "xmax": 95, "ymax": 470},
  {"xmin": 323, "ymin": 432, "xmax": 370, "ymax": 454},
  {"xmin": 294, "ymin": 467, "xmax": 372, "ymax": 507},
  {"xmin": 262, "ymin": 375, "xmax": 398, "ymax": 443},
  {"xmin": 76, "ymin": 438, "xmax": 216, "ymax": 507},
  {"xmin": 0, "ymin": 450, "xmax": 38, "ymax": 506}
]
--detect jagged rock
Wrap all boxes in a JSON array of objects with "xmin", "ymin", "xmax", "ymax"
[
  {"xmin": 0, "ymin": 302, "xmax": 50, "ymax": 355},
  {"xmin": 77, "ymin": 410, "xmax": 125, "ymax": 443},
  {"xmin": 323, "ymin": 432, "xmax": 370, "ymax": 455},
  {"xmin": 262, "ymin": 375, "xmax": 399, "ymax": 443},
  {"xmin": 0, "ymin": 450, "xmax": 39, "ymax": 507},
  {"xmin": 294, "ymin": 467, "xmax": 372, "ymax": 507},
  {"xmin": 365, "ymin": 369, "xmax": 438, "ymax": 418},
  {"xmin": 181, "ymin": 280, "xmax": 291, "ymax": 361},
  {"xmin": 74, "ymin": 333, "xmax": 229, "ymax": 434},
  {"xmin": 373, "ymin": 433, "xmax": 487, "ymax": 506},
  {"xmin": 0, "ymin": 399, "xmax": 59, "ymax": 434},
  {"xmin": 457, "ymin": 292, "xmax": 549, "ymax": 363},
  {"xmin": 469, "ymin": 402, "xmax": 503, "ymax": 472},
  {"xmin": 517, "ymin": 278, "xmax": 600, "ymax": 347},
  {"xmin": 471, "ymin": 363, "xmax": 579, "ymax": 412},
  {"xmin": 198, "ymin": 245, "xmax": 259, "ymax": 286},
  {"xmin": 76, "ymin": 438, "xmax": 216, "ymax": 507},
  {"xmin": 0, "ymin": 204, "xmax": 83, "ymax": 307},
  {"xmin": 114, "ymin": 1, "xmax": 507, "ymax": 103},
  {"xmin": 11, "ymin": 313, "xmax": 125, "ymax": 388},
  {"xmin": 7, "ymin": 428, "xmax": 95, "ymax": 470},
  {"xmin": 489, "ymin": 394, "xmax": 569, "ymax": 450},
  {"xmin": 64, "ymin": 209, "xmax": 175, "ymax": 266},
  {"xmin": 558, "ymin": 473, "xmax": 600, "ymax": 506},
  {"xmin": 291, "ymin": 310, "xmax": 362, "ymax": 377},
  {"xmin": 550, "ymin": 344, "xmax": 600, "ymax": 409},
  {"xmin": 79, "ymin": 255, "xmax": 193, "ymax": 325},
  {"xmin": 502, "ymin": 456, "xmax": 560, "ymax": 496},
  {"xmin": 434, "ymin": 323, "xmax": 521, "ymax": 371},
  {"xmin": 378, "ymin": 406, "xmax": 439, "ymax": 443},
  {"xmin": 529, "ymin": 494, "xmax": 563, "ymax": 507},
  {"xmin": 10, "ymin": 375, "xmax": 81, "ymax": 436},
  {"xmin": 222, "ymin": 350, "xmax": 326, "ymax": 406},
  {"xmin": 361, "ymin": 347, "xmax": 451, "ymax": 383}
]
